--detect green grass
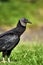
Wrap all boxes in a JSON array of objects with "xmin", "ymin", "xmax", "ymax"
[
  {"xmin": 0, "ymin": 41, "xmax": 43, "ymax": 65},
  {"xmin": 0, "ymin": 0, "xmax": 43, "ymax": 26}
]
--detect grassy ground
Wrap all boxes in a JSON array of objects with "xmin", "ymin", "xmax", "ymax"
[
  {"xmin": 0, "ymin": 0, "xmax": 43, "ymax": 65},
  {"xmin": 0, "ymin": 0, "xmax": 43, "ymax": 26},
  {"xmin": 0, "ymin": 41, "xmax": 43, "ymax": 65}
]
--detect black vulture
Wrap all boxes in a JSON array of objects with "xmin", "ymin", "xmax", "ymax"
[{"xmin": 0, "ymin": 18, "xmax": 32, "ymax": 63}]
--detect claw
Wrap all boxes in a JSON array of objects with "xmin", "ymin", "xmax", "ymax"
[
  {"xmin": 8, "ymin": 58, "xmax": 10, "ymax": 63},
  {"xmin": 2, "ymin": 58, "xmax": 6, "ymax": 63}
]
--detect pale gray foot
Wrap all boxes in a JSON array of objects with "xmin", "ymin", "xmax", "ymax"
[
  {"xmin": 8, "ymin": 58, "xmax": 10, "ymax": 63},
  {"xmin": 2, "ymin": 57, "xmax": 6, "ymax": 63}
]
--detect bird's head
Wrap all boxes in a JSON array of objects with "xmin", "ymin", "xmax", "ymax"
[{"xmin": 20, "ymin": 18, "xmax": 32, "ymax": 27}]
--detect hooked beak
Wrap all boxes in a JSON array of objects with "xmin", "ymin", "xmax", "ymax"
[
  {"xmin": 28, "ymin": 21, "xmax": 32, "ymax": 24},
  {"xmin": 27, "ymin": 20, "xmax": 32, "ymax": 24}
]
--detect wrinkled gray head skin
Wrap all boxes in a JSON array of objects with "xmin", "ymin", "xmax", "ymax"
[{"xmin": 20, "ymin": 18, "xmax": 32, "ymax": 26}]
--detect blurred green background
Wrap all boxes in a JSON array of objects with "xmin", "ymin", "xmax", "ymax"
[
  {"xmin": 0, "ymin": 0, "xmax": 43, "ymax": 26},
  {"xmin": 0, "ymin": 0, "xmax": 43, "ymax": 65}
]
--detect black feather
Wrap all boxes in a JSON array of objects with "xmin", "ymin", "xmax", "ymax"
[{"xmin": 0, "ymin": 20, "xmax": 26, "ymax": 58}]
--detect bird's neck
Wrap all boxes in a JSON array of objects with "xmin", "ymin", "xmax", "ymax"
[{"xmin": 16, "ymin": 21, "xmax": 26, "ymax": 36}]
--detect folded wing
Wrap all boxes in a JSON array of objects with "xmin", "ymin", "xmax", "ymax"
[{"xmin": 0, "ymin": 34, "xmax": 20, "ymax": 51}]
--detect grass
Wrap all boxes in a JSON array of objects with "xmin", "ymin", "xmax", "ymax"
[
  {"xmin": 0, "ymin": 41, "xmax": 43, "ymax": 65},
  {"xmin": 0, "ymin": 0, "xmax": 43, "ymax": 26}
]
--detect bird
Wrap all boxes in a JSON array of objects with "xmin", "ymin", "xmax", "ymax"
[{"xmin": 0, "ymin": 18, "xmax": 32, "ymax": 63}]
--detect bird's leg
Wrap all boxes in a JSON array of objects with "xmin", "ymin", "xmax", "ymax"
[
  {"xmin": 7, "ymin": 50, "xmax": 11, "ymax": 62},
  {"xmin": 8, "ymin": 57, "xmax": 10, "ymax": 62},
  {"xmin": 2, "ymin": 57, "xmax": 5, "ymax": 63},
  {"xmin": 2, "ymin": 52, "xmax": 6, "ymax": 63}
]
